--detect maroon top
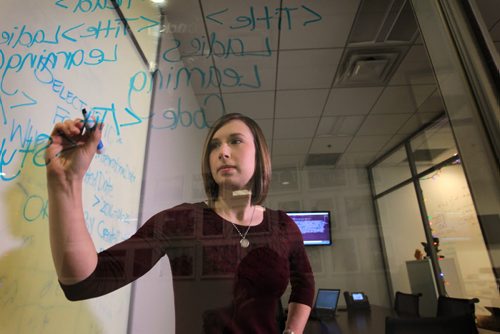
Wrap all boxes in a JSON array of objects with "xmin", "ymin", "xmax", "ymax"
[{"xmin": 60, "ymin": 202, "xmax": 315, "ymax": 333}]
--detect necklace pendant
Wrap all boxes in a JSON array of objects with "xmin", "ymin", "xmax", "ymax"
[{"xmin": 240, "ymin": 238, "xmax": 250, "ymax": 248}]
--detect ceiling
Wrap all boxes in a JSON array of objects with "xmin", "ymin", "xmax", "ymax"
[{"xmin": 160, "ymin": 0, "xmax": 498, "ymax": 170}]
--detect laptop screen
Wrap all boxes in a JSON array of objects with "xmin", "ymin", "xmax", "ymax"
[{"xmin": 314, "ymin": 289, "xmax": 340, "ymax": 311}]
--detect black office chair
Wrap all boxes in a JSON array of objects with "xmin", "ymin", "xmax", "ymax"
[
  {"xmin": 437, "ymin": 296, "xmax": 480, "ymax": 317},
  {"xmin": 385, "ymin": 314, "xmax": 478, "ymax": 334},
  {"xmin": 394, "ymin": 291, "xmax": 422, "ymax": 318}
]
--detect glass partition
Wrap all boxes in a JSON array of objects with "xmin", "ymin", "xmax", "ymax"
[
  {"xmin": 411, "ymin": 1, "xmax": 500, "ymax": 298},
  {"xmin": 372, "ymin": 145, "xmax": 412, "ymax": 195},
  {"xmin": 376, "ymin": 184, "xmax": 428, "ymax": 297},
  {"xmin": 419, "ymin": 160, "xmax": 498, "ymax": 303},
  {"xmin": 409, "ymin": 117, "xmax": 458, "ymax": 174},
  {"xmin": 113, "ymin": 0, "xmax": 163, "ymax": 72}
]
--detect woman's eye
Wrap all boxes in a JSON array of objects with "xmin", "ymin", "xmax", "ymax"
[
  {"xmin": 231, "ymin": 139, "xmax": 242, "ymax": 144},
  {"xmin": 209, "ymin": 142, "xmax": 220, "ymax": 150}
]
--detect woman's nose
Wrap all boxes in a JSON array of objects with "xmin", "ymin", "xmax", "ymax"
[{"xmin": 218, "ymin": 145, "xmax": 230, "ymax": 159}]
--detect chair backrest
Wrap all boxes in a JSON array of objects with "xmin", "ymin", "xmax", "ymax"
[
  {"xmin": 437, "ymin": 296, "xmax": 479, "ymax": 317},
  {"xmin": 385, "ymin": 314, "xmax": 478, "ymax": 334},
  {"xmin": 394, "ymin": 291, "xmax": 422, "ymax": 318}
]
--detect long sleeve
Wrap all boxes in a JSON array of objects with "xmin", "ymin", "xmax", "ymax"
[
  {"xmin": 59, "ymin": 203, "xmax": 194, "ymax": 300},
  {"xmin": 282, "ymin": 212, "xmax": 315, "ymax": 307}
]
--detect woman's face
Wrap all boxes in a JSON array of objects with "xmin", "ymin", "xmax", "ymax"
[{"xmin": 209, "ymin": 120, "xmax": 256, "ymax": 193}]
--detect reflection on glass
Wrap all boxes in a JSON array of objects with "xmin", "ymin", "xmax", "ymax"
[
  {"xmin": 410, "ymin": 117, "xmax": 458, "ymax": 174},
  {"xmin": 377, "ymin": 184, "xmax": 427, "ymax": 294},
  {"xmin": 468, "ymin": 0, "xmax": 500, "ymax": 65},
  {"xmin": 113, "ymin": 0, "xmax": 163, "ymax": 72},
  {"xmin": 420, "ymin": 160, "xmax": 499, "ymax": 306},
  {"xmin": 372, "ymin": 145, "xmax": 411, "ymax": 195}
]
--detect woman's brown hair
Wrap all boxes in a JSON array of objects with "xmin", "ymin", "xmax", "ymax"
[{"xmin": 201, "ymin": 113, "xmax": 271, "ymax": 206}]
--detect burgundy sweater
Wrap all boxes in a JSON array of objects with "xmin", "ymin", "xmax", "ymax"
[{"xmin": 60, "ymin": 202, "xmax": 315, "ymax": 333}]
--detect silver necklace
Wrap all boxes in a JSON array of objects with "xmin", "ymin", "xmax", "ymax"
[{"xmin": 230, "ymin": 205, "xmax": 256, "ymax": 248}]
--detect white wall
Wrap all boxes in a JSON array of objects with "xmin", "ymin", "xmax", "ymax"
[{"xmin": 267, "ymin": 166, "xmax": 391, "ymax": 308}]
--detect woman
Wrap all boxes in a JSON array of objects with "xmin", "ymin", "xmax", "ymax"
[{"xmin": 46, "ymin": 113, "xmax": 315, "ymax": 333}]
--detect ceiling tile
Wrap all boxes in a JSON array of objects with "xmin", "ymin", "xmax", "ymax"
[
  {"xmin": 415, "ymin": 33, "xmax": 424, "ymax": 44},
  {"xmin": 214, "ymin": 54, "xmax": 277, "ymax": 92},
  {"xmin": 275, "ymin": 89, "xmax": 329, "ymax": 118},
  {"xmin": 335, "ymin": 152, "xmax": 378, "ymax": 168},
  {"xmin": 474, "ymin": 0, "xmax": 500, "ymax": 32},
  {"xmin": 324, "ymin": 87, "xmax": 384, "ymax": 115},
  {"xmin": 316, "ymin": 116, "xmax": 365, "ymax": 136},
  {"xmin": 176, "ymin": 55, "xmax": 221, "ymax": 95},
  {"xmin": 280, "ymin": 0, "xmax": 361, "ymax": 49},
  {"xmin": 163, "ymin": 0, "xmax": 454, "ymax": 170},
  {"xmin": 271, "ymin": 155, "xmax": 305, "ymax": 168},
  {"xmin": 165, "ymin": 0, "xmax": 207, "ymax": 57},
  {"xmin": 417, "ymin": 90, "xmax": 445, "ymax": 113},
  {"xmin": 378, "ymin": 134, "xmax": 408, "ymax": 155},
  {"xmin": 491, "ymin": 24, "xmax": 500, "ymax": 42},
  {"xmin": 346, "ymin": 135, "xmax": 393, "ymax": 153},
  {"xmin": 222, "ymin": 91, "xmax": 275, "ymax": 119},
  {"xmin": 195, "ymin": 94, "xmax": 226, "ymax": 124},
  {"xmin": 389, "ymin": 45, "xmax": 437, "ymax": 86},
  {"xmin": 200, "ymin": 0, "xmax": 280, "ymax": 52},
  {"xmin": 397, "ymin": 111, "xmax": 442, "ymax": 135},
  {"xmin": 277, "ymin": 49, "xmax": 343, "ymax": 89},
  {"xmin": 309, "ymin": 136, "xmax": 352, "ymax": 153},
  {"xmin": 371, "ymin": 85, "xmax": 436, "ymax": 114},
  {"xmin": 410, "ymin": 123, "xmax": 457, "ymax": 152},
  {"xmin": 274, "ymin": 117, "xmax": 319, "ymax": 139},
  {"xmin": 254, "ymin": 118, "xmax": 274, "ymax": 145},
  {"xmin": 273, "ymin": 138, "xmax": 312, "ymax": 155},
  {"xmin": 357, "ymin": 114, "xmax": 412, "ymax": 135}
]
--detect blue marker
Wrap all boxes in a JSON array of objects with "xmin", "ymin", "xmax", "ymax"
[{"xmin": 82, "ymin": 108, "xmax": 104, "ymax": 153}]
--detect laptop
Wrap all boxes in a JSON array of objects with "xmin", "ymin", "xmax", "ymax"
[{"xmin": 309, "ymin": 288, "xmax": 341, "ymax": 320}]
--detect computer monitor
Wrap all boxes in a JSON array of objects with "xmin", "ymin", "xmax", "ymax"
[{"xmin": 286, "ymin": 211, "xmax": 332, "ymax": 246}]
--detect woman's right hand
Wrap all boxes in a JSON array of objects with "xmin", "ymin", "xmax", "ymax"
[{"xmin": 45, "ymin": 118, "xmax": 103, "ymax": 184}]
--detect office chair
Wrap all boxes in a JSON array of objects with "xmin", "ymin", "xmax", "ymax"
[
  {"xmin": 385, "ymin": 314, "xmax": 478, "ymax": 334},
  {"xmin": 394, "ymin": 291, "xmax": 422, "ymax": 318},
  {"xmin": 437, "ymin": 296, "xmax": 480, "ymax": 317}
]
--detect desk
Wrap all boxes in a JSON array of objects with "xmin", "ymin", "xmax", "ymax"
[
  {"xmin": 304, "ymin": 306, "xmax": 499, "ymax": 334},
  {"xmin": 304, "ymin": 305, "xmax": 393, "ymax": 334}
]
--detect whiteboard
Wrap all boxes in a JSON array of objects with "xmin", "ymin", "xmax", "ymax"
[{"xmin": 0, "ymin": 1, "xmax": 154, "ymax": 333}]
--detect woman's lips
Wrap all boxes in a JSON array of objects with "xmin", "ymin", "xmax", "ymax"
[{"xmin": 218, "ymin": 165, "xmax": 236, "ymax": 173}]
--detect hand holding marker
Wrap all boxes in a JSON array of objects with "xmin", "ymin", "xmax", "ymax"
[{"xmin": 82, "ymin": 108, "xmax": 104, "ymax": 153}]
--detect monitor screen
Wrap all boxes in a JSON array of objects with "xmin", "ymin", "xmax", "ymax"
[{"xmin": 286, "ymin": 211, "xmax": 332, "ymax": 246}]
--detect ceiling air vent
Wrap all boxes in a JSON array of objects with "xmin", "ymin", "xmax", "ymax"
[
  {"xmin": 334, "ymin": 48, "xmax": 403, "ymax": 87},
  {"xmin": 305, "ymin": 153, "xmax": 342, "ymax": 167}
]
